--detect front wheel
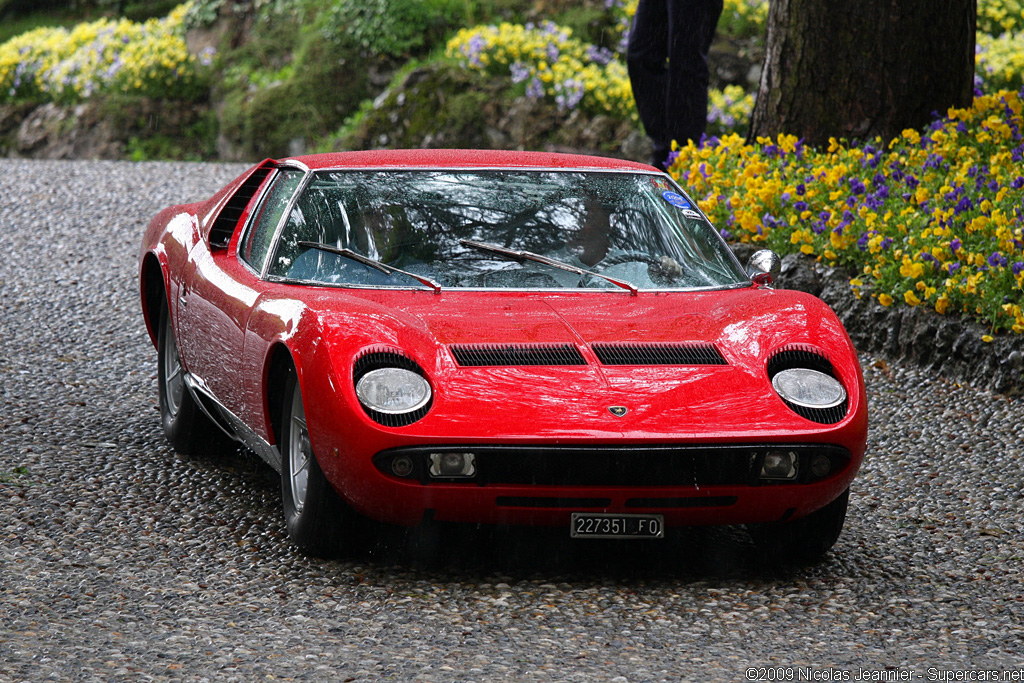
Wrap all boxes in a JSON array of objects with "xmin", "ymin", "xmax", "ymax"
[
  {"xmin": 279, "ymin": 367, "xmax": 360, "ymax": 558},
  {"xmin": 748, "ymin": 488, "xmax": 850, "ymax": 565}
]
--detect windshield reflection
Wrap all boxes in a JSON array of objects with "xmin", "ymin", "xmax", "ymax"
[{"xmin": 266, "ymin": 170, "xmax": 747, "ymax": 290}]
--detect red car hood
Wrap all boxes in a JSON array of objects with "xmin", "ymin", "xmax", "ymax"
[{"xmin": 312, "ymin": 287, "xmax": 866, "ymax": 444}]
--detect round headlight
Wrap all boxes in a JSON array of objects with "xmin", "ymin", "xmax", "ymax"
[
  {"xmin": 355, "ymin": 367, "xmax": 432, "ymax": 414},
  {"xmin": 771, "ymin": 367, "xmax": 846, "ymax": 409}
]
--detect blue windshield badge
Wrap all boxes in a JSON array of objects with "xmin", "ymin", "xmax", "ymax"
[{"xmin": 662, "ymin": 191, "xmax": 691, "ymax": 210}]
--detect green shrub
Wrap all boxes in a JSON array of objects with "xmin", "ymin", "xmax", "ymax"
[{"xmin": 321, "ymin": 0, "xmax": 467, "ymax": 59}]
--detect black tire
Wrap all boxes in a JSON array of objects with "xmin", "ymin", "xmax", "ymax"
[
  {"xmin": 157, "ymin": 302, "xmax": 230, "ymax": 455},
  {"xmin": 748, "ymin": 488, "xmax": 850, "ymax": 565},
  {"xmin": 279, "ymin": 366, "xmax": 361, "ymax": 558}
]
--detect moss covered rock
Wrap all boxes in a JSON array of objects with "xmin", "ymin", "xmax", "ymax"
[{"xmin": 332, "ymin": 60, "xmax": 648, "ymax": 161}]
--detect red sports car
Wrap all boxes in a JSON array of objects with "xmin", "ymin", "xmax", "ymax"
[{"xmin": 138, "ymin": 149, "xmax": 867, "ymax": 561}]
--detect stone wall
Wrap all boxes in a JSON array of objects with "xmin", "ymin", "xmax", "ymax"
[{"xmin": 771, "ymin": 251, "xmax": 1023, "ymax": 396}]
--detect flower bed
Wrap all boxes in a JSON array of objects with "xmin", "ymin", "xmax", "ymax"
[
  {"xmin": 0, "ymin": 3, "xmax": 208, "ymax": 103},
  {"xmin": 668, "ymin": 89, "xmax": 1024, "ymax": 336},
  {"xmin": 446, "ymin": 21, "xmax": 635, "ymax": 121}
]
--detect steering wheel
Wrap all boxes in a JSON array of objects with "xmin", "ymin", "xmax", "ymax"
[
  {"xmin": 587, "ymin": 251, "xmax": 686, "ymax": 287},
  {"xmin": 591, "ymin": 251, "xmax": 663, "ymax": 271}
]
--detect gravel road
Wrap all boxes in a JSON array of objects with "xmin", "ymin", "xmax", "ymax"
[{"xmin": 1, "ymin": 159, "xmax": 1022, "ymax": 682}]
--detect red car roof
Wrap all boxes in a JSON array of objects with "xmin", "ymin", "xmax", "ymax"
[{"xmin": 282, "ymin": 149, "xmax": 658, "ymax": 172}]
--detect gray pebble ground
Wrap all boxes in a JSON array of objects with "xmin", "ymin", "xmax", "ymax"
[{"xmin": 1, "ymin": 159, "xmax": 1023, "ymax": 682}]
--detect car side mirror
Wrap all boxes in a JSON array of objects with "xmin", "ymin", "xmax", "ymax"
[{"xmin": 746, "ymin": 249, "xmax": 781, "ymax": 287}]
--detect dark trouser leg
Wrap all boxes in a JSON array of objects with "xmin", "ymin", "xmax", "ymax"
[
  {"xmin": 627, "ymin": 0, "xmax": 670, "ymax": 166},
  {"xmin": 627, "ymin": 0, "xmax": 723, "ymax": 167},
  {"xmin": 665, "ymin": 0, "xmax": 723, "ymax": 149}
]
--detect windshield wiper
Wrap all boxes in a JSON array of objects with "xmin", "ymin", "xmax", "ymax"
[
  {"xmin": 459, "ymin": 239, "xmax": 638, "ymax": 295},
  {"xmin": 296, "ymin": 241, "xmax": 442, "ymax": 294}
]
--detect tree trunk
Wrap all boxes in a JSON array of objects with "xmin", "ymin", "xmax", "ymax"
[{"xmin": 748, "ymin": 0, "xmax": 977, "ymax": 145}]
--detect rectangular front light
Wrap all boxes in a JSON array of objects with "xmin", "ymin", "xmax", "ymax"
[
  {"xmin": 760, "ymin": 451, "xmax": 798, "ymax": 480},
  {"xmin": 428, "ymin": 452, "xmax": 477, "ymax": 478}
]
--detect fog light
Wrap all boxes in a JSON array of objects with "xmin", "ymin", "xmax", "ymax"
[
  {"xmin": 810, "ymin": 453, "xmax": 832, "ymax": 478},
  {"xmin": 761, "ymin": 451, "xmax": 798, "ymax": 480},
  {"xmin": 391, "ymin": 455, "xmax": 415, "ymax": 478},
  {"xmin": 429, "ymin": 452, "xmax": 476, "ymax": 478}
]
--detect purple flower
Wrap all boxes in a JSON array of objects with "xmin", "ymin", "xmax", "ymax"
[
  {"xmin": 954, "ymin": 196, "xmax": 974, "ymax": 214},
  {"xmin": 988, "ymin": 252, "xmax": 1007, "ymax": 268},
  {"xmin": 554, "ymin": 79, "xmax": 584, "ymax": 111},
  {"xmin": 793, "ymin": 201, "xmax": 808, "ymax": 213},
  {"xmin": 510, "ymin": 62, "xmax": 530, "ymax": 84},
  {"xmin": 951, "ymin": 238, "xmax": 962, "ymax": 252},
  {"xmin": 1012, "ymin": 176, "xmax": 1024, "ymax": 190},
  {"xmin": 585, "ymin": 45, "xmax": 614, "ymax": 66},
  {"xmin": 525, "ymin": 77, "xmax": 544, "ymax": 99},
  {"xmin": 1013, "ymin": 262, "xmax": 1024, "ymax": 276},
  {"xmin": 947, "ymin": 262, "xmax": 961, "ymax": 274},
  {"xmin": 199, "ymin": 46, "xmax": 216, "ymax": 67}
]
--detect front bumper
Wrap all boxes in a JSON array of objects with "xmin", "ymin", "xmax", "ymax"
[{"xmin": 331, "ymin": 442, "xmax": 861, "ymax": 528}]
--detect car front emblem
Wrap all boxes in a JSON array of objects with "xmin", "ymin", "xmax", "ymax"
[{"xmin": 608, "ymin": 406, "xmax": 628, "ymax": 417}]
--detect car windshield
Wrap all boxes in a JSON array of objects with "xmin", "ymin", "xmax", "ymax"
[{"xmin": 266, "ymin": 169, "xmax": 748, "ymax": 290}]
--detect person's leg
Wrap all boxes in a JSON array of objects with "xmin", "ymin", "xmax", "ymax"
[
  {"xmin": 627, "ymin": 0, "xmax": 671, "ymax": 166},
  {"xmin": 664, "ymin": 0, "xmax": 723, "ymax": 149}
]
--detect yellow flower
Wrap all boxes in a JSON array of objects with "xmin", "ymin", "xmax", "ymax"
[
  {"xmin": 901, "ymin": 129, "xmax": 921, "ymax": 145},
  {"xmin": 904, "ymin": 290, "xmax": 922, "ymax": 306},
  {"xmin": 900, "ymin": 261, "xmax": 925, "ymax": 279},
  {"xmin": 878, "ymin": 293, "xmax": 894, "ymax": 307}
]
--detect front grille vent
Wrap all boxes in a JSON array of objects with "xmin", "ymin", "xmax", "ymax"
[
  {"xmin": 374, "ymin": 444, "xmax": 852, "ymax": 487},
  {"xmin": 450, "ymin": 343, "xmax": 587, "ymax": 367},
  {"xmin": 592, "ymin": 342, "xmax": 727, "ymax": 366}
]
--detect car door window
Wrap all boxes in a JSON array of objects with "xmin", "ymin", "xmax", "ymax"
[{"xmin": 239, "ymin": 169, "xmax": 304, "ymax": 273}]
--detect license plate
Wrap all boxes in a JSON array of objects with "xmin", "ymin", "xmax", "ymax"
[{"xmin": 570, "ymin": 513, "xmax": 664, "ymax": 539}]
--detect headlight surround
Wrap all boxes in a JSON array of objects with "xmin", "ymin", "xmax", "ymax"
[
  {"xmin": 356, "ymin": 367, "xmax": 432, "ymax": 414},
  {"xmin": 353, "ymin": 348, "xmax": 433, "ymax": 427},
  {"xmin": 771, "ymin": 367, "xmax": 846, "ymax": 409}
]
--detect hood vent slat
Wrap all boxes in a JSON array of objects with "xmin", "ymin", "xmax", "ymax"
[
  {"xmin": 451, "ymin": 343, "xmax": 587, "ymax": 367},
  {"xmin": 592, "ymin": 343, "xmax": 727, "ymax": 366}
]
